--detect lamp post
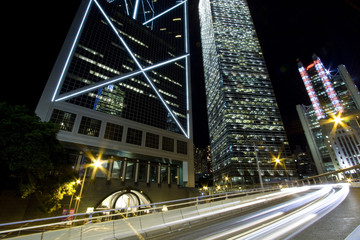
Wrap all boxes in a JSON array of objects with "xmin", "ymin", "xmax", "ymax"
[
  {"xmin": 224, "ymin": 176, "xmax": 232, "ymax": 190},
  {"xmin": 74, "ymin": 167, "xmax": 88, "ymax": 216},
  {"xmin": 68, "ymin": 179, "xmax": 81, "ymax": 211},
  {"xmin": 74, "ymin": 159, "xmax": 103, "ymax": 215},
  {"xmin": 273, "ymin": 157, "xmax": 289, "ymax": 186}
]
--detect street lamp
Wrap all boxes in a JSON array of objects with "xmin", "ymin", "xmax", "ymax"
[
  {"xmin": 74, "ymin": 159, "xmax": 104, "ymax": 215},
  {"xmin": 68, "ymin": 180, "xmax": 81, "ymax": 213},
  {"xmin": 93, "ymin": 159, "xmax": 102, "ymax": 169},
  {"xmin": 224, "ymin": 176, "xmax": 232, "ymax": 190},
  {"xmin": 328, "ymin": 112, "xmax": 348, "ymax": 135},
  {"xmin": 74, "ymin": 167, "xmax": 88, "ymax": 216},
  {"xmin": 333, "ymin": 115, "xmax": 342, "ymax": 125},
  {"xmin": 272, "ymin": 157, "xmax": 289, "ymax": 186}
]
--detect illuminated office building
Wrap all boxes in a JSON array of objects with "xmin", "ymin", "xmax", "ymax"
[
  {"xmin": 35, "ymin": 0, "xmax": 194, "ymax": 191},
  {"xmin": 199, "ymin": 0, "xmax": 296, "ymax": 186},
  {"xmin": 297, "ymin": 54, "xmax": 360, "ymax": 173},
  {"xmin": 319, "ymin": 110, "xmax": 360, "ymax": 170}
]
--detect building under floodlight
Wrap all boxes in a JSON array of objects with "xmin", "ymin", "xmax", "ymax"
[{"xmin": 36, "ymin": 0, "xmax": 194, "ymax": 211}]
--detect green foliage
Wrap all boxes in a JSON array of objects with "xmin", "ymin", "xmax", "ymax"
[
  {"xmin": 0, "ymin": 102, "xmax": 76, "ymax": 213},
  {"xmin": 37, "ymin": 181, "xmax": 77, "ymax": 213}
]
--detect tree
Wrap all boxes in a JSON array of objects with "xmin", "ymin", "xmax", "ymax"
[{"xmin": 0, "ymin": 102, "xmax": 76, "ymax": 213}]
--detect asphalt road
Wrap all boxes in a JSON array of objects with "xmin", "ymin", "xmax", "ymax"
[
  {"xmin": 145, "ymin": 194, "xmax": 306, "ymax": 240},
  {"xmin": 136, "ymin": 185, "xmax": 358, "ymax": 240},
  {"xmin": 293, "ymin": 188, "xmax": 360, "ymax": 240}
]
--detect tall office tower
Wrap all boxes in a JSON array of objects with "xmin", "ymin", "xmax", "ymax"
[
  {"xmin": 36, "ymin": 0, "xmax": 194, "ymax": 199},
  {"xmin": 199, "ymin": 0, "xmax": 296, "ymax": 187},
  {"xmin": 297, "ymin": 54, "xmax": 360, "ymax": 173},
  {"xmin": 194, "ymin": 146, "xmax": 212, "ymax": 174}
]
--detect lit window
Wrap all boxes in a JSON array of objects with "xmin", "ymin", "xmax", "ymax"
[
  {"xmin": 78, "ymin": 116, "xmax": 101, "ymax": 137},
  {"xmin": 50, "ymin": 109, "xmax": 76, "ymax": 132}
]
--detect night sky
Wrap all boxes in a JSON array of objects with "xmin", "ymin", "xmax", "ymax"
[{"xmin": 4, "ymin": 0, "xmax": 360, "ymax": 151}]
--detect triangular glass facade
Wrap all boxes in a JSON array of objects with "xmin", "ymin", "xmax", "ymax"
[{"xmin": 51, "ymin": 0, "xmax": 190, "ymax": 137}]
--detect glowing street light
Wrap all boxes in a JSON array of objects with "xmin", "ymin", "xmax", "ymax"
[
  {"xmin": 74, "ymin": 158, "xmax": 104, "ymax": 215},
  {"xmin": 68, "ymin": 179, "xmax": 81, "ymax": 217},
  {"xmin": 272, "ymin": 155, "xmax": 284, "ymax": 169},
  {"xmin": 272, "ymin": 156, "xmax": 289, "ymax": 186},
  {"xmin": 326, "ymin": 112, "xmax": 350, "ymax": 135},
  {"xmin": 333, "ymin": 115, "xmax": 342, "ymax": 125},
  {"xmin": 224, "ymin": 176, "xmax": 233, "ymax": 190},
  {"xmin": 93, "ymin": 159, "xmax": 102, "ymax": 169}
]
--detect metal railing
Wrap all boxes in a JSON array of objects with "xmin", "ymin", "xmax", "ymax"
[
  {"xmin": 294, "ymin": 163, "xmax": 360, "ymax": 185},
  {"xmin": 1, "ymin": 164, "xmax": 359, "ymax": 239},
  {"xmin": 0, "ymin": 187, "xmax": 279, "ymax": 239}
]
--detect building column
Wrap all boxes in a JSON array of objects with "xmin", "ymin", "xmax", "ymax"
[
  {"xmin": 146, "ymin": 161, "xmax": 151, "ymax": 184},
  {"xmin": 157, "ymin": 163, "xmax": 161, "ymax": 184},
  {"xmin": 121, "ymin": 158, "xmax": 127, "ymax": 182},
  {"xmin": 107, "ymin": 156, "xmax": 113, "ymax": 182},
  {"xmin": 134, "ymin": 160, "xmax": 139, "ymax": 183},
  {"xmin": 177, "ymin": 165, "xmax": 180, "ymax": 185},
  {"xmin": 75, "ymin": 151, "xmax": 84, "ymax": 172},
  {"xmin": 167, "ymin": 164, "xmax": 171, "ymax": 185}
]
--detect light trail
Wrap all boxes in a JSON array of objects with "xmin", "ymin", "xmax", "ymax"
[
  {"xmin": 203, "ymin": 185, "xmax": 331, "ymax": 240},
  {"xmin": 0, "ymin": 184, "xmax": 351, "ymax": 240},
  {"xmin": 215, "ymin": 184, "xmax": 350, "ymax": 240},
  {"xmin": 205, "ymin": 212, "xmax": 284, "ymax": 240},
  {"xmin": 127, "ymin": 186, "xmax": 313, "ymax": 237}
]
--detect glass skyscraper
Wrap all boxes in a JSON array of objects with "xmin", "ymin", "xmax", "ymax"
[
  {"xmin": 199, "ymin": 0, "xmax": 296, "ymax": 186},
  {"xmin": 36, "ymin": 0, "xmax": 194, "ymax": 188}
]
